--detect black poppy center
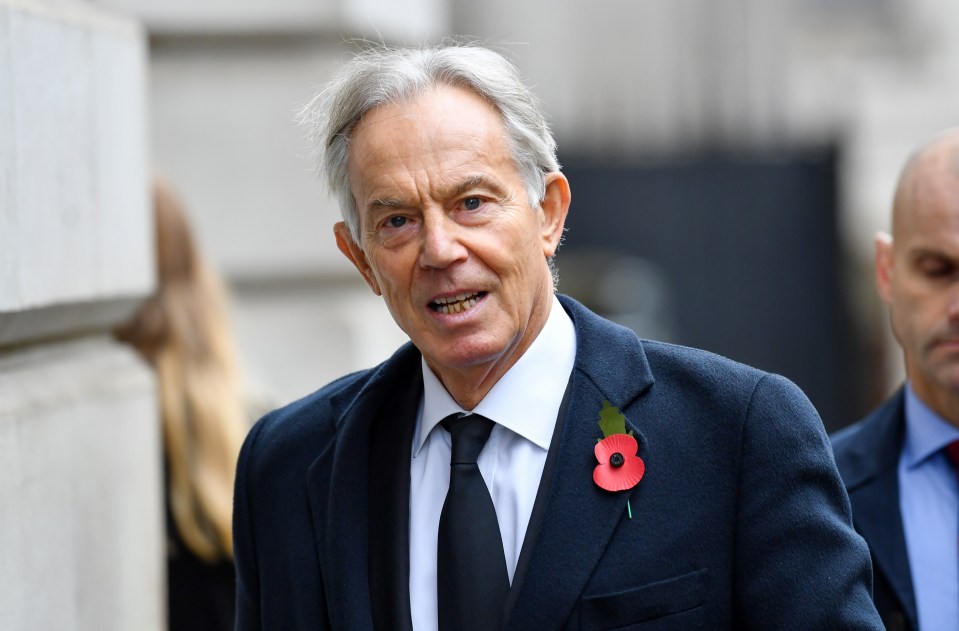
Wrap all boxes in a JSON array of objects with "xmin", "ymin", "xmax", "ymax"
[{"xmin": 609, "ymin": 453, "xmax": 625, "ymax": 468}]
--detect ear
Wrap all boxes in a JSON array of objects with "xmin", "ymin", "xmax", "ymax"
[
  {"xmin": 334, "ymin": 222, "xmax": 381, "ymax": 295},
  {"xmin": 874, "ymin": 231, "xmax": 894, "ymax": 305},
  {"xmin": 539, "ymin": 172, "xmax": 571, "ymax": 258}
]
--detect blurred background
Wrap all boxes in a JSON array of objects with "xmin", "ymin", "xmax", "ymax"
[{"xmin": 2, "ymin": 0, "xmax": 958, "ymax": 627}]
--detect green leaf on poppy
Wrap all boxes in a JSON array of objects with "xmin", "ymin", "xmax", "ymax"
[{"xmin": 598, "ymin": 400, "xmax": 630, "ymax": 437}]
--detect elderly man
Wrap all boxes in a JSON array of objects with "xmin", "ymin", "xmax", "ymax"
[
  {"xmin": 832, "ymin": 128, "xmax": 959, "ymax": 631},
  {"xmin": 233, "ymin": 44, "xmax": 881, "ymax": 630}
]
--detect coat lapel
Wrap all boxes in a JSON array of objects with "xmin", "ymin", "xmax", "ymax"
[
  {"xmin": 839, "ymin": 391, "xmax": 917, "ymax": 630},
  {"xmin": 502, "ymin": 377, "xmax": 573, "ymax": 621},
  {"xmin": 505, "ymin": 296, "xmax": 655, "ymax": 630},
  {"xmin": 368, "ymin": 372, "xmax": 420, "ymax": 631},
  {"xmin": 306, "ymin": 344, "xmax": 421, "ymax": 630}
]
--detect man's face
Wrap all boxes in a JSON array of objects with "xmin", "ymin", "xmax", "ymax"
[
  {"xmin": 877, "ymin": 167, "xmax": 959, "ymax": 416},
  {"xmin": 334, "ymin": 85, "xmax": 568, "ymax": 395}
]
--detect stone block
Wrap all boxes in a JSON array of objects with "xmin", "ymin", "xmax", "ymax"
[
  {"xmin": 94, "ymin": 0, "xmax": 448, "ymax": 42},
  {"xmin": 0, "ymin": 337, "xmax": 163, "ymax": 631},
  {"xmin": 0, "ymin": 0, "xmax": 151, "ymax": 317}
]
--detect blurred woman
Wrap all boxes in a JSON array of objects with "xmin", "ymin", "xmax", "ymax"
[{"xmin": 115, "ymin": 179, "xmax": 248, "ymax": 631}]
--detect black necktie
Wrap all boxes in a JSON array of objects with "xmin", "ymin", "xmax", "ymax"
[{"xmin": 437, "ymin": 413, "xmax": 510, "ymax": 631}]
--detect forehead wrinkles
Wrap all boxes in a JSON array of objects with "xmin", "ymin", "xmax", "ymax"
[
  {"xmin": 348, "ymin": 112, "xmax": 429, "ymax": 208},
  {"xmin": 348, "ymin": 94, "xmax": 514, "ymax": 209},
  {"xmin": 353, "ymin": 145, "xmax": 494, "ymax": 209}
]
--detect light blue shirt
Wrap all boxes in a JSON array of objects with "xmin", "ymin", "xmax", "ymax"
[{"xmin": 899, "ymin": 383, "xmax": 959, "ymax": 631}]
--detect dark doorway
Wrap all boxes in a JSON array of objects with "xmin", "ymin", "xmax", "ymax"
[{"xmin": 558, "ymin": 148, "xmax": 868, "ymax": 431}]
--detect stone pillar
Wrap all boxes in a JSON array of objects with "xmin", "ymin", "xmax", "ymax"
[{"xmin": 0, "ymin": 1, "xmax": 162, "ymax": 629}]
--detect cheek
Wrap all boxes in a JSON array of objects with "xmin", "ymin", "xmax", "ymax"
[
  {"xmin": 894, "ymin": 300, "xmax": 939, "ymax": 348},
  {"xmin": 894, "ymin": 303, "xmax": 922, "ymax": 332},
  {"xmin": 363, "ymin": 259, "xmax": 401, "ymax": 299},
  {"xmin": 373, "ymin": 251, "xmax": 417, "ymax": 308}
]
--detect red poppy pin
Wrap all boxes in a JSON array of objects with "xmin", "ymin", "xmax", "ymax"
[{"xmin": 593, "ymin": 400, "xmax": 644, "ymax": 518}]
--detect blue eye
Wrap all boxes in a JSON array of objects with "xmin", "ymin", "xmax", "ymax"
[
  {"xmin": 463, "ymin": 197, "xmax": 482, "ymax": 210},
  {"xmin": 388, "ymin": 216, "xmax": 407, "ymax": 228}
]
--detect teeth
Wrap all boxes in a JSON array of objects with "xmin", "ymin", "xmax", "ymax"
[
  {"xmin": 435, "ymin": 293, "xmax": 477, "ymax": 305},
  {"xmin": 433, "ymin": 292, "xmax": 481, "ymax": 314}
]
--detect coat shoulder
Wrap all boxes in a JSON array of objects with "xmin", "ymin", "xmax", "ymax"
[
  {"xmin": 238, "ymin": 341, "xmax": 422, "ymax": 480},
  {"xmin": 239, "ymin": 368, "xmax": 373, "ymax": 479},
  {"xmin": 640, "ymin": 338, "xmax": 798, "ymax": 401},
  {"xmin": 623, "ymin": 338, "xmax": 822, "ymax": 460}
]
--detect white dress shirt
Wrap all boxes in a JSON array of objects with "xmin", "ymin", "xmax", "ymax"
[
  {"xmin": 899, "ymin": 383, "xmax": 959, "ymax": 631},
  {"xmin": 408, "ymin": 295, "xmax": 576, "ymax": 631}
]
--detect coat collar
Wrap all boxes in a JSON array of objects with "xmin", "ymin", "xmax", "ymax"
[
  {"xmin": 557, "ymin": 294, "xmax": 655, "ymax": 407},
  {"xmin": 504, "ymin": 295, "xmax": 654, "ymax": 629},
  {"xmin": 306, "ymin": 342, "xmax": 422, "ymax": 630},
  {"xmin": 835, "ymin": 389, "xmax": 905, "ymax": 490},
  {"xmin": 834, "ymin": 389, "xmax": 917, "ymax": 631}
]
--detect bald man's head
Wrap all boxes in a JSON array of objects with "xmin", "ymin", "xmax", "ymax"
[
  {"xmin": 876, "ymin": 128, "xmax": 959, "ymax": 425},
  {"xmin": 891, "ymin": 128, "xmax": 959, "ymax": 241}
]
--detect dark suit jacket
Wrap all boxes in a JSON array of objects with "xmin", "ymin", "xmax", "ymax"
[
  {"xmin": 831, "ymin": 390, "xmax": 917, "ymax": 631},
  {"xmin": 234, "ymin": 295, "xmax": 882, "ymax": 630}
]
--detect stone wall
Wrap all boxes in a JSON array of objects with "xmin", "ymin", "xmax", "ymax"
[{"xmin": 0, "ymin": 1, "xmax": 162, "ymax": 628}]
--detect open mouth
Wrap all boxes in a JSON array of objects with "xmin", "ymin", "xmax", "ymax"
[{"xmin": 429, "ymin": 292, "xmax": 486, "ymax": 315}]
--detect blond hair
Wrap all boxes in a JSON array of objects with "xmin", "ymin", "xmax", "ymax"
[{"xmin": 116, "ymin": 178, "xmax": 247, "ymax": 562}]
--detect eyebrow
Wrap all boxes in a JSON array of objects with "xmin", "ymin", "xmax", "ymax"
[
  {"xmin": 367, "ymin": 197, "xmax": 406, "ymax": 211},
  {"xmin": 445, "ymin": 174, "xmax": 507, "ymax": 201},
  {"xmin": 364, "ymin": 174, "xmax": 508, "ymax": 213}
]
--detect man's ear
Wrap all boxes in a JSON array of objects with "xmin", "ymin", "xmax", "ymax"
[
  {"xmin": 334, "ymin": 222, "xmax": 381, "ymax": 295},
  {"xmin": 539, "ymin": 172, "xmax": 571, "ymax": 258},
  {"xmin": 875, "ymin": 231, "xmax": 894, "ymax": 305}
]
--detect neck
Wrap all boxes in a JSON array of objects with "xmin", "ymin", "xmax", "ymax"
[
  {"xmin": 430, "ymin": 298, "xmax": 554, "ymax": 410},
  {"xmin": 909, "ymin": 377, "xmax": 959, "ymax": 429},
  {"xmin": 433, "ymin": 348, "xmax": 530, "ymax": 411}
]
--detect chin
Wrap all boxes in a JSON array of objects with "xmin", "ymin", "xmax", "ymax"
[
  {"xmin": 927, "ymin": 364, "xmax": 959, "ymax": 393},
  {"xmin": 436, "ymin": 340, "xmax": 509, "ymax": 369}
]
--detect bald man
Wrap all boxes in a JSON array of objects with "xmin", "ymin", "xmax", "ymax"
[{"xmin": 832, "ymin": 128, "xmax": 959, "ymax": 631}]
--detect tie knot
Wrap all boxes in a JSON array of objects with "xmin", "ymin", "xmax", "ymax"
[
  {"xmin": 945, "ymin": 440, "xmax": 959, "ymax": 469},
  {"xmin": 442, "ymin": 413, "xmax": 494, "ymax": 465}
]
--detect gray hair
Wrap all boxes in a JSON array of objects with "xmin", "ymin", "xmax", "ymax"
[{"xmin": 298, "ymin": 43, "xmax": 560, "ymax": 245}]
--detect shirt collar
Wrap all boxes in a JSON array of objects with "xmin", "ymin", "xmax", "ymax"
[
  {"xmin": 413, "ymin": 295, "xmax": 576, "ymax": 457},
  {"xmin": 902, "ymin": 382, "xmax": 959, "ymax": 469}
]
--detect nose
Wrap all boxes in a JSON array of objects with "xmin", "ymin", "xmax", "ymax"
[
  {"xmin": 949, "ymin": 288, "xmax": 959, "ymax": 323},
  {"xmin": 418, "ymin": 212, "xmax": 468, "ymax": 269}
]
